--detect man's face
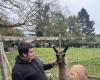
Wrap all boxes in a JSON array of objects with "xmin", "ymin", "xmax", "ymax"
[{"xmin": 23, "ymin": 48, "xmax": 35, "ymax": 61}]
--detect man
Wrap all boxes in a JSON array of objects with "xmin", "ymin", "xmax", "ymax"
[{"xmin": 12, "ymin": 42, "xmax": 57, "ymax": 80}]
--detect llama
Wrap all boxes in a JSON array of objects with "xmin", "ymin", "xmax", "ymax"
[{"xmin": 53, "ymin": 46, "xmax": 88, "ymax": 80}]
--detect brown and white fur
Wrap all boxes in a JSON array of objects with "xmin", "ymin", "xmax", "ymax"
[{"xmin": 53, "ymin": 46, "xmax": 88, "ymax": 80}]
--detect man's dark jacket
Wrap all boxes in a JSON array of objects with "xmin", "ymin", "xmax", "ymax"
[{"xmin": 12, "ymin": 56, "xmax": 54, "ymax": 80}]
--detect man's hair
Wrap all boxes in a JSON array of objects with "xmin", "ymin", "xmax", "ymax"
[{"xmin": 18, "ymin": 42, "xmax": 33, "ymax": 56}]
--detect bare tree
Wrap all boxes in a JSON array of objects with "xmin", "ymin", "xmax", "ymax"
[{"xmin": 0, "ymin": 0, "xmax": 56, "ymax": 34}]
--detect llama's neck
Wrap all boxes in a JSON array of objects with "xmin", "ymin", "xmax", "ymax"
[{"xmin": 58, "ymin": 63, "xmax": 69, "ymax": 80}]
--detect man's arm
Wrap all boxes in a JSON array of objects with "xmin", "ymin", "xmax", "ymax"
[
  {"xmin": 35, "ymin": 57, "xmax": 57, "ymax": 70},
  {"xmin": 43, "ymin": 62, "xmax": 57, "ymax": 70},
  {"xmin": 12, "ymin": 72, "xmax": 24, "ymax": 80}
]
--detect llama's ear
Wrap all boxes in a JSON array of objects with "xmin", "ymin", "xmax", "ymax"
[
  {"xmin": 53, "ymin": 46, "xmax": 58, "ymax": 53},
  {"xmin": 63, "ymin": 46, "xmax": 68, "ymax": 53}
]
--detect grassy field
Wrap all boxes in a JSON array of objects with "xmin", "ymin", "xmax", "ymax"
[{"xmin": 6, "ymin": 48, "xmax": 100, "ymax": 79}]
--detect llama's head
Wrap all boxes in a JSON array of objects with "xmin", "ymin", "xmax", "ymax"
[{"xmin": 53, "ymin": 46, "xmax": 68, "ymax": 64}]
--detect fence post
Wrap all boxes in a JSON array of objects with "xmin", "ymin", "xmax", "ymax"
[{"xmin": 0, "ymin": 40, "xmax": 8, "ymax": 80}]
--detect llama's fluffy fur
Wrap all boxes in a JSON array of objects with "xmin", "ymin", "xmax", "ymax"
[{"xmin": 67, "ymin": 64, "xmax": 88, "ymax": 80}]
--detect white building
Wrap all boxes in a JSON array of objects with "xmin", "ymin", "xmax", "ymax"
[{"xmin": 23, "ymin": 31, "xmax": 36, "ymax": 37}]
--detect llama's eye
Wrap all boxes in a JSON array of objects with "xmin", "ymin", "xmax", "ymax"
[
  {"xmin": 62, "ymin": 54, "xmax": 65, "ymax": 56},
  {"xmin": 56, "ymin": 54, "xmax": 59, "ymax": 56}
]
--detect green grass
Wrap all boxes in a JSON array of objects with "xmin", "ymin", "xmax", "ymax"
[{"xmin": 6, "ymin": 48, "xmax": 100, "ymax": 79}]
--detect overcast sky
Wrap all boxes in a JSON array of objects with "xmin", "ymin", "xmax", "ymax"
[{"xmin": 58, "ymin": 0, "xmax": 100, "ymax": 34}]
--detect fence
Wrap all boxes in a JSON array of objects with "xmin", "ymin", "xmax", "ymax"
[{"xmin": 0, "ymin": 36, "xmax": 100, "ymax": 80}]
